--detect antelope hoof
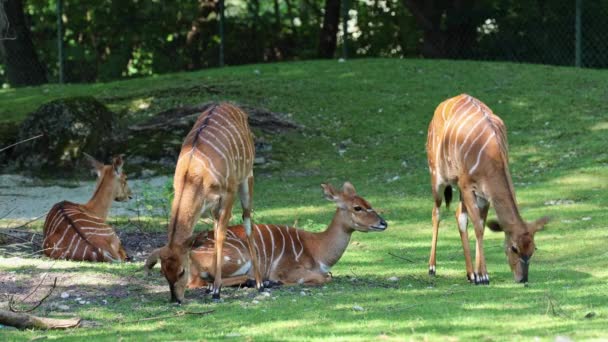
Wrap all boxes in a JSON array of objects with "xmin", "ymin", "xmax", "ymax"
[
  {"xmin": 428, "ymin": 265, "xmax": 436, "ymax": 276},
  {"xmin": 212, "ymin": 293, "xmax": 221, "ymax": 302},
  {"xmin": 263, "ymin": 280, "xmax": 283, "ymax": 288},
  {"xmin": 473, "ymin": 273, "xmax": 490, "ymax": 285}
]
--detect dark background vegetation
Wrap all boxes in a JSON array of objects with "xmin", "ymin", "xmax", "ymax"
[{"xmin": 1, "ymin": 0, "xmax": 608, "ymax": 87}]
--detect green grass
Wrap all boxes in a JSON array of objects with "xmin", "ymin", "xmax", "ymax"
[{"xmin": 1, "ymin": 59, "xmax": 608, "ymax": 341}]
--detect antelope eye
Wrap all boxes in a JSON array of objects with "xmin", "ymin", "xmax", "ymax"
[
  {"xmin": 510, "ymin": 246, "xmax": 519, "ymax": 254},
  {"xmin": 178, "ymin": 269, "xmax": 186, "ymax": 278},
  {"xmin": 353, "ymin": 206, "xmax": 363, "ymax": 212}
]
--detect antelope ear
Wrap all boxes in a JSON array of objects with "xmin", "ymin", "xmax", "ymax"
[
  {"xmin": 83, "ymin": 153, "xmax": 104, "ymax": 177},
  {"xmin": 321, "ymin": 183, "xmax": 339, "ymax": 201},
  {"xmin": 144, "ymin": 248, "xmax": 161, "ymax": 275},
  {"xmin": 342, "ymin": 182, "xmax": 357, "ymax": 197},
  {"xmin": 112, "ymin": 155, "xmax": 124, "ymax": 175},
  {"xmin": 486, "ymin": 219, "xmax": 504, "ymax": 232},
  {"xmin": 321, "ymin": 183, "xmax": 346, "ymax": 208},
  {"xmin": 529, "ymin": 216, "xmax": 550, "ymax": 234}
]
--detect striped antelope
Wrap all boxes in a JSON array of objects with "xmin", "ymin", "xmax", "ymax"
[
  {"xmin": 426, "ymin": 94, "xmax": 549, "ymax": 284},
  {"xmin": 155, "ymin": 103, "xmax": 263, "ymax": 303},
  {"xmin": 42, "ymin": 154, "xmax": 132, "ymax": 262},
  {"xmin": 147, "ymin": 182, "xmax": 387, "ymax": 288}
]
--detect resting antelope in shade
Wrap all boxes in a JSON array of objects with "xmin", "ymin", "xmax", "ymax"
[
  {"xmin": 42, "ymin": 154, "xmax": 132, "ymax": 262},
  {"xmin": 154, "ymin": 103, "xmax": 263, "ymax": 303},
  {"xmin": 146, "ymin": 182, "xmax": 387, "ymax": 288},
  {"xmin": 426, "ymin": 94, "xmax": 549, "ymax": 284}
]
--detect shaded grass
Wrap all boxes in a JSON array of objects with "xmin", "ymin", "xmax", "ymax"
[{"xmin": 1, "ymin": 59, "xmax": 608, "ymax": 340}]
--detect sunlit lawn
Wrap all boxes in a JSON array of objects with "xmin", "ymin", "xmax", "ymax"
[{"xmin": 1, "ymin": 58, "xmax": 607, "ymax": 340}]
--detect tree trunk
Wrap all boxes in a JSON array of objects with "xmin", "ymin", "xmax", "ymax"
[
  {"xmin": 318, "ymin": 0, "xmax": 341, "ymax": 58},
  {"xmin": 186, "ymin": 1, "xmax": 218, "ymax": 70},
  {"xmin": 402, "ymin": 0, "xmax": 478, "ymax": 59},
  {"xmin": 248, "ymin": 0, "xmax": 262, "ymax": 62},
  {"xmin": 1, "ymin": 0, "xmax": 47, "ymax": 86}
]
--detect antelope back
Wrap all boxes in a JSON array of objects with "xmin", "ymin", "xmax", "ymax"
[
  {"xmin": 427, "ymin": 94, "xmax": 508, "ymax": 178},
  {"xmin": 42, "ymin": 201, "xmax": 128, "ymax": 262},
  {"xmin": 177, "ymin": 103, "xmax": 255, "ymax": 189}
]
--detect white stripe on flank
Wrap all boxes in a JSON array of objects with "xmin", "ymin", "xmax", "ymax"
[
  {"xmin": 442, "ymin": 97, "xmax": 472, "ymax": 162},
  {"xmin": 256, "ymin": 226, "xmax": 268, "ymax": 268},
  {"xmin": 196, "ymin": 131, "xmax": 231, "ymax": 183},
  {"xmin": 71, "ymin": 239, "xmax": 82, "ymax": 259},
  {"xmin": 450, "ymin": 103, "xmax": 479, "ymax": 158},
  {"xmin": 463, "ymin": 124, "xmax": 490, "ymax": 162},
  {"xmin": 55, "ymin": 224, "xmax": 72, "ymax": 247},
  {"xmin": 271, "ymin": 225, "xmax": 286, "ymax": 274},
  {"xmin": 264, "ymin": 225, "xmax": 275, "ymax": 269},
  {"xmin": 294, "ymin": 229, "xmax": 304, "ymax": 261},
  {"xmin": 287, "ymin": 227, "xmax": 298, "ymax": 261},
  {"xmin": 469, "ymin": 132, "xmax": 496, "ymax": 174},
  {"xmin": 82, "ymin": 245, "xmax": 88, "ymax": 260},
  {"xmin": 189, "ymin": 151, "xmax": 222, "ymax": 184},
  {"xmin": 225, "ymin": 240, "xmax": 247, "ymax": 261},
  {"xmin": 214, "ymin": 107, "xmax": 249, "ymax": 177},
  {"xmin": 441, "ymin": 96, "xmax": 460, "ymax": 120},
  {"xmin": 209, "ymin": 118, "xmax": 241, "ymax": 168}
]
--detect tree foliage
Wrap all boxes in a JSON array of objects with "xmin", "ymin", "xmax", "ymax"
[{"xmin": 0, "ymin": 0, "xmax": 606, "ymax": 86}]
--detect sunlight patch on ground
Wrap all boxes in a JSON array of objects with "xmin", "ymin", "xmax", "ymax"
[{"xmin": 590, "ymin": 121, "xmax": 608, "ymax": 131}]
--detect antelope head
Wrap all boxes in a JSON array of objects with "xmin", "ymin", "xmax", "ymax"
[
  {"xmin": 487, "ymin": 217, "xmax": 549, "ymax": 283},
  {"xmin": 146, "ymin": 238, "xmax": 197, "ymax": 304},
  {"xmin": 84, "ymin": 153, "xmax": 133, "ymax": 202},
  {"xmin": 321, "ymin": 182, "xmax": 388, "ymax": 232}
]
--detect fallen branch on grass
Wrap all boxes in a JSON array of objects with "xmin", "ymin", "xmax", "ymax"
[
  {"xmin": 388, "ymin": 252, "xmax": 414, "ymax": 263},
  {"xmin": 0, "ymin": 310, "xmax": 81, "ymax": 330},
  {"xmin": 119, "ymin": 310, "xmax": 215, "ymax": 324},
  {"xmin": 9, "ymin": 277, "xmax": 57, "ymax": 313}
]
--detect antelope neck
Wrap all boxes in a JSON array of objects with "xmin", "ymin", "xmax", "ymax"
[
  {"xmin": 314, "ymin": 208, "xmax": 354, "ymax": 267},
  {"xmin": 83, "ymin": 171, "xmax": 114, "ymax": 220},
  {"xmin": 485, "ymin": 170, "xmax": 525, "ymax": 230}
]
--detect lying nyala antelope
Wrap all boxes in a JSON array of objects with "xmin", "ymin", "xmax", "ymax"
[
  {"xmin": 42, "ymin": 154, "xmax": 132, "ymax": 262},
  {"xmin": 146, "ymin": 182, "xmax": 387, "ymax": 288}
]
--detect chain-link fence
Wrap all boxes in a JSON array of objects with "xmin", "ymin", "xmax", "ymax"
[{"xmin": 1, "ymin": 0, "xmax": 607, "ymax": 87}]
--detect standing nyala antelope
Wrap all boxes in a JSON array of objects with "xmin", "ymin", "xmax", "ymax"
[
  {"xmin": 146, "ymin": 182, "xmax": 387, "ymax": 288},
  {"xmin": 154, "ymin": 102, "xmax": 263, "ymax": 304},
  {"xmin": 426, "ymin": 94, "xmax": 549, "ymax": 284},
  {"xmin": 42, "ymin": 154, "xmax": 132, "ymax": 262}
]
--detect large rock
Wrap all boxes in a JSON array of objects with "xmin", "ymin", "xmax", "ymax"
[{"xmin": 9, "ymin": 97, "xmax": 125, "ymax": 176}]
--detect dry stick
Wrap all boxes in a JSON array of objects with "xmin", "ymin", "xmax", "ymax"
[
  {"xmin": 0, "ymin": 134, "xmax": 44, "ymax": 153},
  {"xmin": 120, "ymin": 310, "xmax": 215, "ymax": 324},
  {"xmin": 388, "ymin": 251, "xmax": 414, "ymax": 263},
  {"xmin": 7, "ymin": 212, "xmax": 48, "ymax": 231},
  {"xmin": 9, "ymin": 277, "xmax": 58, "ymax": 313},
  {"xmin": 1, "ymin": 207, "xmax": 16, "ymax": 220}
]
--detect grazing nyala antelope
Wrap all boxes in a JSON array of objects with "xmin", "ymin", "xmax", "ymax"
[
  {"xmin": 426, "ymin": 94, "xmax": 549, "ymax": 284},
  {"xmin": 42, "ymin": 154, "xmax": 132, "ymax": 262},
  {"xmin": 154, "ymin": 103, "xmax": 263, "ymax": 304},
  {"xmin": 147, "ymin": 182, "xmax": 387, "ymax": 288}
]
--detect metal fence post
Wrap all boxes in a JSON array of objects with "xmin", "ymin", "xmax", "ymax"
[
  {"xmin": 219, "ymin": 0, "xmax": 225, "ymax": 67},
  {"xmin": 56, "ymin": 0, "xmax": 64, "ymax": 83},
  {"xmin": 342, "ymin": 0, "xmax": 348, "ymax": 59},
  {"xmin": 575, "ymin": 0, "xmax": 582, "ymax": 67}
]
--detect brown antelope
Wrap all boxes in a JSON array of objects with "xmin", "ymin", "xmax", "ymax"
[
  {"xmin": 147, "ymin": 182, "xmax": 387, "ymax": 288},
  {"xmin": 426, "ymin": 94, "xmax": 549, "ymax": 284},
  {"xmin": 154, "ymin": 103, "xmax": 263, "ymax": 303},
  {"xmin": 42, "ymin": 154, "xmax": 132, "ymax": 262}
]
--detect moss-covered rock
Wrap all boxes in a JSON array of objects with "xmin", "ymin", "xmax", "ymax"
[{"xmin": 7, "ymin": 97, "xmax": 126, "ymax": 176}]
